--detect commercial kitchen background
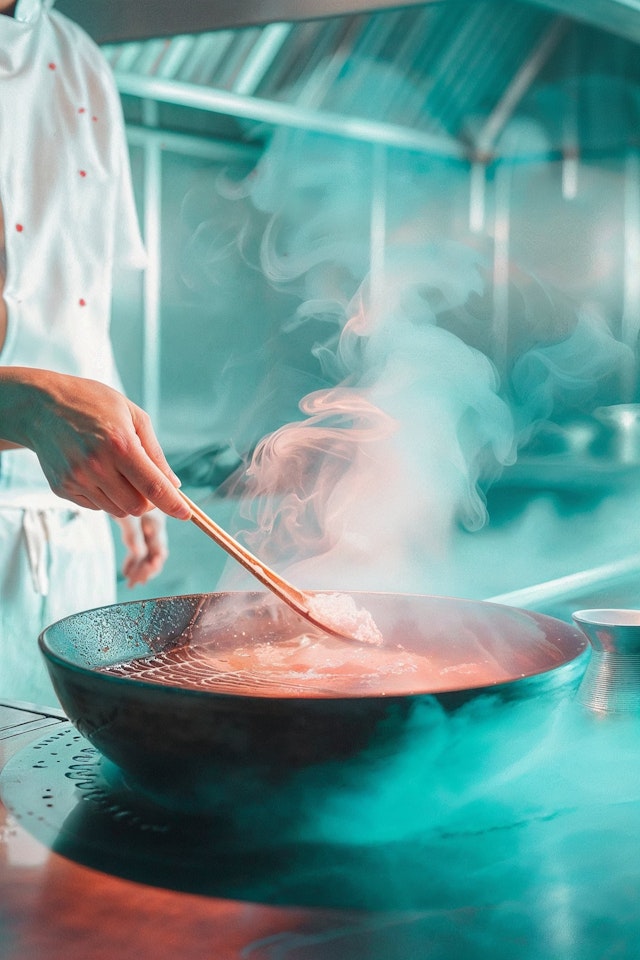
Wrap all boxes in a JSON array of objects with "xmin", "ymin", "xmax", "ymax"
[{"xmin": 63, "ymin": 0, "xmax": 640, "ymax": 623}]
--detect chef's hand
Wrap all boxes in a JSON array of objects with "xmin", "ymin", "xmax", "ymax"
[
  {"xmin": 0, "ymin": 367, "xmax": 191, "ymax": 520},
  {"xmin": 115, "ymin": 511, "xmax": 168, "ymax": 587}
]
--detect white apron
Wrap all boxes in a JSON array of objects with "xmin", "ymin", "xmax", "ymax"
[{"xmin": 0, "ymin": 0, "xmax": 146, "ymax": 706}]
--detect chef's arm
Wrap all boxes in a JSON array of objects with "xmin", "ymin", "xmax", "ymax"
[{"xmin": 0, "ymin": 366, "xmax": 190, "ymax": 520}]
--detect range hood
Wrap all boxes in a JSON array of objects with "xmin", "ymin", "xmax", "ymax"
[
  {"xmin": 95, "ymin": 1, "xmax": 572, "ymax": 161},
  {"xmin": 72, "ymin": 0, "xmax": 638, "ymax": 167},
  {"xmin": 53, "ymin": 1, "xmax": 435, "ymax": 41},
  {"xmin": 55, "ymin": 0, "xmax": 640, "ymax": 45}
]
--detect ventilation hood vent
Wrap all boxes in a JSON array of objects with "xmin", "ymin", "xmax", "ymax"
[
  {"xmin": 104, "ymin": 2, "xmax": 558, "ymax": 159},
  {"xmin": 55, "ymin": 0, "xmax": 640, "ymax": 46},
  {"xmin": 93, "ymin": 0, "xmax": 640, "ymax": 163}
]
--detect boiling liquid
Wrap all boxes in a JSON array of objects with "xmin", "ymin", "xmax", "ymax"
[{"xmin": 99, "ymin": 632, "xmax": 506, "ymax": 697}]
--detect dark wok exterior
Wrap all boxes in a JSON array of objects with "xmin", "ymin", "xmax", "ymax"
[{"xmin": 39, "ymin": 591, "xmax": 589, "ymax": 811}]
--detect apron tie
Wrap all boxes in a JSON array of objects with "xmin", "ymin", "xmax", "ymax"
[{"xmin": 22, "ymin": 508, "xmax": 53, "ymax": 596}]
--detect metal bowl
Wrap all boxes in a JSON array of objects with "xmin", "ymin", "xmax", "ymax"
[{"xmin": 39, "ymin": 591, "xmax": 588, "ymax": 811}]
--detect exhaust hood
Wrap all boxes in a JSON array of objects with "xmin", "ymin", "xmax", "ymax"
[
  {"xmin": 54, "ymin": 0, "xmax": 640, "ymax": 159},
  {"xmin": 84, "ymin": 0, "xmax": 640, "ymax": 165},
  {"xmin": 55, "ymin": 0, "xmax": 640, "ymax": 45},
  {"xmin": 53, "ymin": 1, "xmax": 434, "ymax": 42}
]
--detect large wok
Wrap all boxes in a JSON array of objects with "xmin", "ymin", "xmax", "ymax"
[{"xmin": 39, "ymin": 591, "xmax": 589, "ymax": 812}]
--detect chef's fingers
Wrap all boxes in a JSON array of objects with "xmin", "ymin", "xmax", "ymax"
[
  {"xmin": 55, "ymin": 457, "xmax": 175, "ymax": 519},
  {"xmin": 140, "ymin": 510, "xmax": 169, "ymax": 556},
  {"xmin": 69, "ymin": 493, "xmax": 100, "ymax": 511},
  {"xmin": 131, "ymin": 511, "xmax": 168, "ymax": 585},
  {"xmin": 93, "ymin": 486, "xmax": 134, "ymax": 518},
  {"xmin": 63, "ymin": 470, "xmax": 150, "ymax": 518},
  {"xmin": 116, "ymin": 516, "xmax": 148, "ymax": 586},
  {"xmin": 118, "ymin": 513, "xmax": 168, "ymax": 586},
  {"xmin": 60, "ymin": 484, "xmax": 128, "ymax": 516},
  {"xmin": 129, "ymin": 404, "xmax": 182, "ymax": 488},
  {"xmin": 119, "ymin": 409, "xmax": 190, "ymax": 521},
  {"xmin": 124, "ymin": 549, "xmax": 166, "ymax": 587},
  {"xmin": 100, "ymin": 474, "xmax": 151, "ymax": 518},
  {"xmin": 117, "ymin": 515, "xmax": 146, "ymax": 560}
]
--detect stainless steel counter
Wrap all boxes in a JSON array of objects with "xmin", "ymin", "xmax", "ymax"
[
  {"xmin": 0, "ymin": 701, "xmax": 334, "ymax": 960},
  {"xmin": 1, "ymin": 698, "xmax": 640, "ymax": 959}
]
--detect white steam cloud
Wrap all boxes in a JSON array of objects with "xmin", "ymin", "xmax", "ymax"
[{"xmin": 213, "ymin": 123, "xmax": 631, "ymax": 593}]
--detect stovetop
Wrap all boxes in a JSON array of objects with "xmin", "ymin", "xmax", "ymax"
[{"xmin": 2, "ymin": 699, "xmax": 640, "ymax": 960}]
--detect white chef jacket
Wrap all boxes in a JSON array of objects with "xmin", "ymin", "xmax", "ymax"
[{"xmin": 0, "ymin": 0, "xmax": 146, "ymax": 706}]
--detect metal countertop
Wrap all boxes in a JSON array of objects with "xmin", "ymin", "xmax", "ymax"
[
  {"xmin": 0, "ymin": 701, "xmax": 344, "ymax": 960},
  {"xmin": 1, "ymin": 699, "xmax": 640, "ymax": 960}
]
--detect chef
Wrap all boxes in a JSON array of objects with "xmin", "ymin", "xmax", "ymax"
[{"xmin": 0, "ymin": 0, "xmax": 190, "ymax": 705}]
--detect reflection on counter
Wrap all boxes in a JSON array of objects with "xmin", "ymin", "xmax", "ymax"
[{"xmin": 1, "ymin": 675, "xmax": 640, "ymax": 960}]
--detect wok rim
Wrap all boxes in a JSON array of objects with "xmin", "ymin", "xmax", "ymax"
[{"xmin": 38, "ymin": 590, "xmax": 590, "ymax": 703}]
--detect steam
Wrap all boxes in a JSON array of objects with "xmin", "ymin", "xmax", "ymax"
[
  {"xmin": 238, "ymin": 298, "xmax": 514, "ymax": 591},
  {"xmin": 511, "ymin": 308, "xmax": 634, "ymax": 433},
  {"xmin": 155, "ymin": 686, "xmax": 640, "ymax": 949},
  {"xmin": 210, "ymin": 123, "xmax": 631, "ymax": 591},
  {"xmin": 225, "ymin": 693, "xmax": 640, "ymax": 850}
]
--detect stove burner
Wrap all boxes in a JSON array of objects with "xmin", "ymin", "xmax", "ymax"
[{"xmin": 0, "ymin": 725, "xmax": 597, "ymax": 914}]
